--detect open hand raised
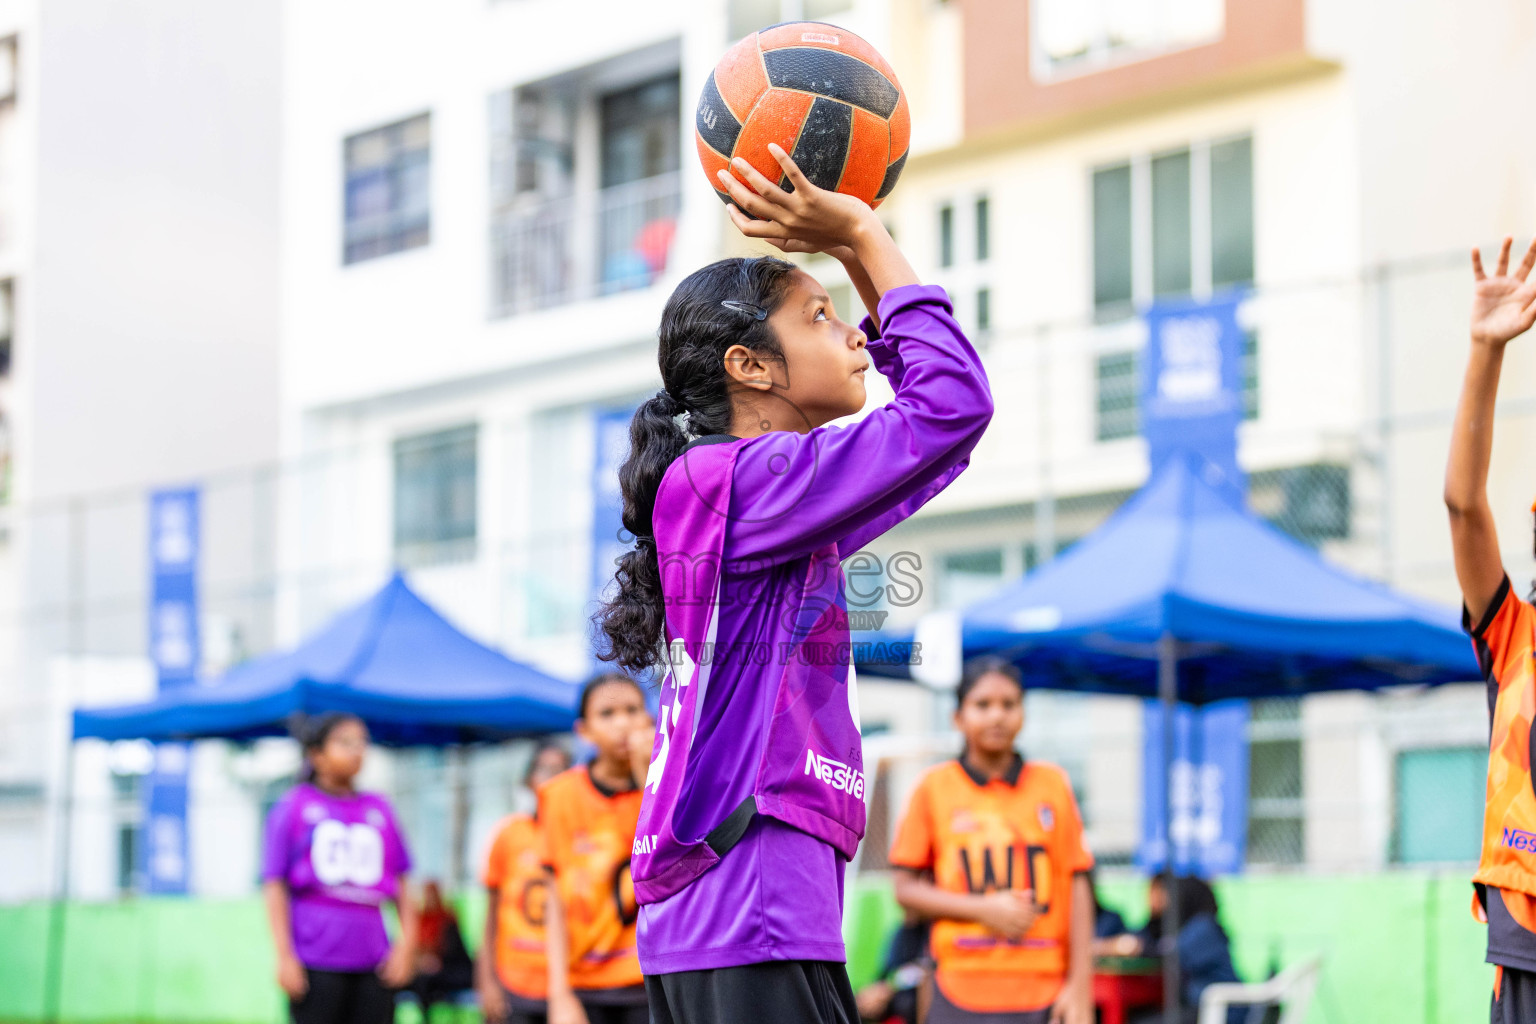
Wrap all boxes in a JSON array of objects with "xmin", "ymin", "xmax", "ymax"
[{"xmin": 1471, "ymin": 236, "xmax": 1536, "ymax": 346}]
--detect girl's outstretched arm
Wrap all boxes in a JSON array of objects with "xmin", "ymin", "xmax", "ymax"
[{"xmin": 1447, "ymin": 236, "xmax": 1536, "ymax": 622}]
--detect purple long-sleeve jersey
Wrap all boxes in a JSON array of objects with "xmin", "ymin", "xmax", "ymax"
[{"xmin": 633, "ymin": 283, "xmax": 993, "ymax": 974}]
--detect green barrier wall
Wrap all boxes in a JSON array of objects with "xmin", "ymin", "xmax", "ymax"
[{"xmin": 0, "ymin": 873, "xmax": 1494, "ymax": 1024}]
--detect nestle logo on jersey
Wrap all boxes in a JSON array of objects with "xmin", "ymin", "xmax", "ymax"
[
  {"xmin": 1503, "ymin": 827, "xmax": 1536, "ymax": 852},
  {"xmin": 805, "ymin": 748, "xmax": 866, "ymax": 799}
]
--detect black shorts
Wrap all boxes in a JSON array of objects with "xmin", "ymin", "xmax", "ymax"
[
  {"xmin": 926, "ymin": 983, "xmax": 1051, "ymax": 1024},
  {"xmin": 290, "ymin": 969, "xmax": 394, "ymax": 1024},
  {"xmin": 577, "ymin": 985, "xmax": 650, "ymax": 1024},
  {"xmin": 1493, "ymin": 965, "xmax": 1536, "ymax": 1024},
  {"xmin": 645, "ymin": 960, "xmax": 858, "ymax": 1024}
]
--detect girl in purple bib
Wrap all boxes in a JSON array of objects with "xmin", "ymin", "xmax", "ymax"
[
  {"xmin": 593, "ymin": 145, "xmax": 993, "ymax": 1024},
  {"xmin": 263, "ymin": 712, "xmax": 418, "ymax": 1024}
]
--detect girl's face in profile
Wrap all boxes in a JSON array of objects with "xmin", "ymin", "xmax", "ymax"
[{"xmin": 761, "ymin": 269, "xmax": 870, "ymax": 427}]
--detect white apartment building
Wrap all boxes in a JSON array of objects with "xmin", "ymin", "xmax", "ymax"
[
  {"xmin": 0, "ymin": 0, "xmax": 282, "ymax": 900},
  {"xmin": 276, "ymin": 0, "xmax": 1536, "ymax": 882}
]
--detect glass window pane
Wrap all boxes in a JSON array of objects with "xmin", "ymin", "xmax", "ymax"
[
  {"xmin": 976, "ymin": 196, "xmax": 990, "ymax": 262},
  {"xmin": 1211, "ymin": 136, "xmax": 1254, "ymax": 289},
  {"xmin": 1096, "ymin": 350, "xmax": 1139, "ymax": 441},
  {"xmin": 1151, "ymin": 149, "xmax": 1191, "ymax": 297},
  {"xmin": 940, "ymin": 548, "xmax": 1006, "ymax": 608},
  {"xmin": 728, "ymin": 0, "xmax": 781, "ymax": 40},
  {"xmin": 939, "ymin": 204, "xmax": 954, "ymax": 268},
  {"xmin": 393, "ymin": 424, "xmax": 478, "ymax": 566},
  {"xmin": 804, "ymin": 0, "xmax": 853, "ymax": 19},
  {"xmin": 600, "ymin": 75, "xmax": 681, "ymax": 188},
  {"xmin": 1242, "ymin": 329, "xmax": 1258, "ymax": 420},
  {"xmin": 1092, "ymin": 164, "xmax": 1133, "ymax": 316},
  {"xmin": 343, "ymin": 113, "xmax": 431, "ymax": 265},
  {"xmin": 1394, "ymin": 748, "xmax": 1484, "ymax": 863},
  {"xmin": 976, "ymin": 287, "xmax": 991, "ymax": 331}
]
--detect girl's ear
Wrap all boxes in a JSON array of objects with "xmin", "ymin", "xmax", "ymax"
[
  {"xmin": 722, "ymin": 344, "xmax": 779, "ymax": 391},
  {"xmin": 573, "ymin": 718, "xmax": 592, "ymax": 745}
]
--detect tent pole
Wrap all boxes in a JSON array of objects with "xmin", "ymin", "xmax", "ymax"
[
  {"xmin": 43, "ymin": 740, "xmax": 75, "ymax": 1024},
  {"xmin": 1158, "ymin": 632, "xmax": 1181, "ymax": 1023}
]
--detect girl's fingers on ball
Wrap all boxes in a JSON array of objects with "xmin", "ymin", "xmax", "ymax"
[
  {"xmin": 767, "ymin": 142, "xmax": 813, "ymax": 191},
  {"xmin": 716, "ymin": 169, "xmax": 774, "ymax": 219},
  {"xmin": 731, "ymin": 157, "xmax": 790, "ymax": 204}
]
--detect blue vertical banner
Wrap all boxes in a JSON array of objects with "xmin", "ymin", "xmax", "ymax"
[
  {"xmin": 1141, "ymin": 292, "xmax": 1247, "ymax": 503},
  {"xmin": 143, "ymin": 487, "xmax": 199, "ymax": 895},
  {"xmin": 1138, "ymin": 699, "xmax": 1249, "ymax": 875},
  {"xmin": 1139, "ymin": 293, "xmax": 1251, "ymax": 875},
  {"xmin": 590, "ymin": 407, "xmax": 635, "ymax": 675}
]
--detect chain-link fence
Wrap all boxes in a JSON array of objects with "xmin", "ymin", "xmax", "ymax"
[{"xmin": 0, "ymin": 247, "xmax": 1525, "ymax": 901}]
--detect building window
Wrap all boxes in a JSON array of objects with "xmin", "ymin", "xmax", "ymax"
[
  {"xmin": 976, "ymin": 287, "xmax": 992, "ymax": 333},
  {"xmin": 598, "ymin": 74, "xmax": 682, "ymax": 295},
  {"xmin": 975, "ymin": 196, "xmax": 990, "ymax": 262},
  {"xmin": 344, "ymin": 113, "xmax": 431, "ymax": 265},
  {"xmin": 1247, "ymin": 698, "xmax": 1303, "ymax": 866},
  {"xmin": 0, "ymin": 37, "xmax": 16, "ymax": 104},
  {"xmin": 1095, "ymin": 350, "xmax": 1139, "ymax": 442},
  {"xmin": 393, "ymin": 424, "xmax": 477, "ymax": 566},
  {"xmin": 939, "ymin": 548, "xmax": 1006, "ymax": 610},
  {"xmin": 490, "ymin": 65, "xmax": 681, "ymax": 316},
  {"xmin": 1092, "ymin": 163, "xmax": 1134, "ymax": 321},
  {"xmin": 1033, "ymin": 0, "xmax": 1224, "ymax": 79},
  {"xmin": 1259, "ymin": 464, "xmax": 1350, "ymax": 546},
  {"xmin": 1392, "ymin": 747, "xmax": 1484, "ymax": 864},
  {"xmin": 938, "ymin": 204, "xmax": 955, "ymax": 269},
  {"xmin": 1091, "ymin": 136, "xmax": 1254, "ymax": 320},
  {"xmin": 1211, "ymin": 137, "xmax": 1255, "ymax": 289},
  {"xmin": 0, "ymin": 278, "xmax": 13, "ymax": 377},
  {"xmin": 728, "ymin": 0, "xmax": 853, "ymax": 39}
]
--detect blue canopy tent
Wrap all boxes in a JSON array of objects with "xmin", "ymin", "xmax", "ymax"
[
  {"xmin": 73, "ymin": 572, "xmax": 580, "ymax": 745},
  {"xmin": 856, "ymin": 452, "xmax": 1478, "ymax": 1016},
  {"xmin": 858, "ymin": 453, "xmax": 1478, "ymax": 694}
]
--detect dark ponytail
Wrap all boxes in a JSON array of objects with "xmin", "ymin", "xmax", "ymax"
[
  {"xmin": 593, "ymin": 256, "xmax": 797, "ymax": 674},
  {"xmin": 294, "ymin": 711, "xmax": 364, "ymax": 784}
]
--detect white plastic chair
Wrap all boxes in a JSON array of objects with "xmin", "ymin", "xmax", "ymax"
[{"xmin": 1196, "ymin": 956, "xmax": 1322, "ymax": 1024}]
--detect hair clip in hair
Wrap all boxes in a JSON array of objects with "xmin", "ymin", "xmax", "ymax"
[{"xmin": 721, "ymin": 299, "xmax": 768, "ymax": 321}]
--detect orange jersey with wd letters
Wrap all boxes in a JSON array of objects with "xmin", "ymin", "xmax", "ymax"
[
  {"xmin": 538, "ymin": 767, "xmax": 644, "ymax": 991},
  {"xmin": 483, "ymin": 813, "xmax": 551, "ymax": 1000},
  {"xmin": 890, "ymin": 756, "xmax": 1093, "ymax": 1013}
]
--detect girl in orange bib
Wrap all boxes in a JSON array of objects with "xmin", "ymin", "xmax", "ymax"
[{"xmin": 889, "ymin": 658, "xmax": 1094, "ymax": 1024}]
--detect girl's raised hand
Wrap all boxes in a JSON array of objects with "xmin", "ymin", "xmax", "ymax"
[
  {"xmin": 1471, "ymin": 235, "xmax": 1536, "ymax": 346},
  {"xmin": 717, "ymin": 143, "xmax": 877, "ymax": 255}
]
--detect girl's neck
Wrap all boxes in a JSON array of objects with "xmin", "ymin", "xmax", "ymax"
[
  {"xmin": 311, "ymin": 775, "xmax": 356, "ymax": 798},
  {"xmin": 963, "ymin": 745, "xmax": 1017, "ymax": 780},
  {"xmin": 588, "ymin": 755, "xmax": 637, "ymax": 793}
]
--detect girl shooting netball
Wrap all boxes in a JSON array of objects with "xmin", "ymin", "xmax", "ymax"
[{"xmin": 593, "ymin": 136, "xmax": 994, "ymax": 1024}]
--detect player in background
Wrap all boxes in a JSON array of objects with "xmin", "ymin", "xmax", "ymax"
[
  {"xmin": 1445, "ymin": 234, "xmax": 1536, "ymax": 1023},
  {"xmin": 889, "ymin": 658, "xmax": 1094, "ymax": 1024},
  {"xmin": 594, "ymin": 143, "xmax": 992, "ymax": 1024},
  {"xmin": 542, "ymin": 674, "xmax": 650, "ymax": 1024},
  {"xmin": 477, "ymin": 742, "xmax": 574, "ymax": 1024},
  {"xmin": 263, "ymin": 712, "xmax": 417, "ymax": 1024}
]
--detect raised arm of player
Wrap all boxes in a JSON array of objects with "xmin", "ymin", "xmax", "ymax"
[{"xmin": 1446, "ymin": 236, "xmax": 1536, "ymax": 622}]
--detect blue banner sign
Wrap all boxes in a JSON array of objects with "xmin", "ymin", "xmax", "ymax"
[
  {"xmin": 1138, "ymin": 699, "xmax": 1249, "ymax": 876},
  {"xmin": 143, "ymin": 487, "xmax": 199, "ymax": 895},
  {"xmin": 1141, "ymin": 292, "xmax": 1247, "ymax": 503}
]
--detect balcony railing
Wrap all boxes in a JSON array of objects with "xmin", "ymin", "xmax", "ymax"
[{"xmin": 490, "ymin": 170, "xmax": 681, "ymax": 317}]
